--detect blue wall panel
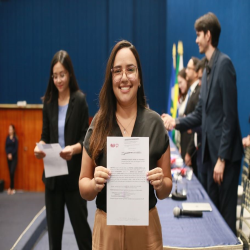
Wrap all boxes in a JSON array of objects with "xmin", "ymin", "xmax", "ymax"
[
  {"xmin": 108, "ymin": 0, "xmax": 134, "ymax": 46},
  {"xmin": 0, "ymin": 0, "xmax": 166, "ymax": 116},
  {"xmin": 0, "ymin": 0, "xmax": 166, "ymax": 117},
  {"xmin": 1, "ymin": 0, "xmax": 249, "ymax": 138},
  {"xmin": 166, "ymin": 0, "xmax": 250, "ymax": 137},
  {"xmin": 134, "ymin": 0, "xmax": 166, "ymax": 113}
]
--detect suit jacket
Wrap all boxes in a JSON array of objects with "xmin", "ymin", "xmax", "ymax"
[
  {"xmin": 176, "ymin": 50, "xmax": 243, "ymax": 165},
  {"xmin": 181, "ymin": 83, "xmax": 201, "ymax": 160},
  {"xmin": 41, "ymin": 90, "xmax": 89, "ymax": 190}
]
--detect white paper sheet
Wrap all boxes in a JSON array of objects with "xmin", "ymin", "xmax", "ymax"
[
  {"xmin": 36, "ymin": 143, "xmax": 68, "ymax": 178},
  {"xmin": 182, "ymin": 202, "xmax": 212, "ymax": 211},
  {"xmin": 107, "ymin": 137, "xmax": 149, "ymax": 226}
]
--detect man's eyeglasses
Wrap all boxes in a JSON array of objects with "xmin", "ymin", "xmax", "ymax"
[{"xmin": 111, "ymin": 65, "xmax": 137, "ymax": 83}]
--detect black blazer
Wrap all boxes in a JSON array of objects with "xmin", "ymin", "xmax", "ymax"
[
  {"xmin": 185, "ymin": 84, "xmax": 201, "ymax": 157},
  {"xmin": 180, "ymin": 83, "xmax": 201, "ymax": 160},
  {"xmin": 41, "ymin": 90, "xmax": 89, "ymax": 190},
  {"xmin": 176, "ymin": 50, "xmax": 243, "ymax": 165}
]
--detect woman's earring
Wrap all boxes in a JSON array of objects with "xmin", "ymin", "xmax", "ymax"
[{"xmin": 139, "ymin": 83, "xmax": 141, "ymax": 88}]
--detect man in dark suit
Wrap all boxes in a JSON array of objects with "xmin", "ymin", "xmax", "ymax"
[
  {"xmin": 162, "ymin": 12, "xmax": 243, "ymax": 234},
  {"xmin": 191, "ymin": 58, "xmax": 210, "ymax": 191},
  {"xmin": 181, "ymin": 57, "xmax": 200, "ymax": 176}
]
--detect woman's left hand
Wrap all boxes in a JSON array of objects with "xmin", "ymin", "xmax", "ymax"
[
  {"xmin": 60, "ymin": 146, "xmax": 74, "ymax": 161},
  {"xmin": 147, "ymin": 167, "xmax": 164, "ymax": 190}
]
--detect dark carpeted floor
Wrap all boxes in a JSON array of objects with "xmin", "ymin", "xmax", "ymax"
[
  {"xmin": 0, "ymin": 191, "xmax": 45, "ymax": 250},
  {"xmin": 33, "ymin": 199, "xmax": 96, "ymax": 250}
]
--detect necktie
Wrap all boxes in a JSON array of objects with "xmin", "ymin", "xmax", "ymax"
[
  {"xmin": 184, "ymin": 88, "xmax": 191, "ymax": 113},
  {"xmin": 206, "ymin": 65, "xmax": 211, "ymax": 75}
]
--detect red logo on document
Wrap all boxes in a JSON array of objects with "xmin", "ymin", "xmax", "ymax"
[{"xmin": 110, "ymin": 144, "xmax": 119, "ymax": 148}]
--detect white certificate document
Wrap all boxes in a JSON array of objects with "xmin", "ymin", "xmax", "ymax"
[
  {"xmin": 107, "ymin": 137, "xmax": 149, "ymax": 226},
  {"xmin": 36, "ymin": 143, "xmax": 69, "ymax": 178}
]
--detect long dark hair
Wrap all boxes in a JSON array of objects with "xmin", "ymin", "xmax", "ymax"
[
  {"xmin": 89, "ymin": 40, "xmax": 147, "ymax": 163},
  {"xmin": 9, "ymin": 124, "xmax": 17, "ymax": 139},
  {"xmin": 43, "ymin": 50, "xmax": 79, "ymax": 103},
  {"xmin": 178, "ymin": 68, "xmax": 188, "ymax": 100}
]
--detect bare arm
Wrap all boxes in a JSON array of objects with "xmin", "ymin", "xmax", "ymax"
[
  {"xmin": 79, "ymin": 147, "xmax": 111, "ymax": 201},
  {"xmin": 147, "ymin": 145, "xmax": 172, "ymax": 200}
]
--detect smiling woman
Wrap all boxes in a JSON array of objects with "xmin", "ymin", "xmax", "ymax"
[
  {"xmin": 33, "ymin": 50, "xmax": 92, "ymax": 249},
  {"xmin": 79, "ymin": 40, "xmax": 172, "ymax": 250},
  {"xmin": 88, "ymin": 41, "xmax": 146, "ymax": 162},
  {"xmin": 111, "ymin": 48, "xmax": 140, "ymax": 110}
]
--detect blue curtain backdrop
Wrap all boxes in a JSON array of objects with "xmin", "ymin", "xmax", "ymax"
[
  {"xmin": 0, "ymin": 0, "xmax": 249, "ymax": 137},
  {"xmin": 166, "ymin": 0, "xmax": 250, "ymax": 137},
  {"xmin": 0, "ymin": 0, "xmax": 166, "ymax": 117}
]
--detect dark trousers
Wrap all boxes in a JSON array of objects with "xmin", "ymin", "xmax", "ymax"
[
  {"xmin": 206, "ymin": 160, "xmax": 241, "ymax": 235},
  {"xmin": 45, "ymin": 187, "xmax": 92, "ymax": 250},
  {"xmin": 7, "ymin": 156, "xmax": 17, "ymax": 189},
  {"xmin": 196, "ymin": 144, "xmax": 208, "ymax": 192},
  {"xmin": 198, "ymin": 171, "xmax": 207, "ymax": 192}
]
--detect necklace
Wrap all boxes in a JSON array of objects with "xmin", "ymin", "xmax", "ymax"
[{"xmin": 116, "ymin": 114, "xmax": 137, "ymax": 135}]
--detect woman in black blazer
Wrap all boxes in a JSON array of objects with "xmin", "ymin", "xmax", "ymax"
[
  {"xmin": 34, "ymin": 50, "xmax": 92, "ymax": 250},
  {"xmin": 5, "ymin": 124, "xmax": 18, "ymax": 195}
]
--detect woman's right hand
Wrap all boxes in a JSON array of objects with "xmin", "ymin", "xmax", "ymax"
[
  {"xmin": 34, "ymin": 145, "xmax": 46, "ymax": 159},
  {"xmin": 93, "ymin": 166, "xmax": 111, "ymax": 192}
]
